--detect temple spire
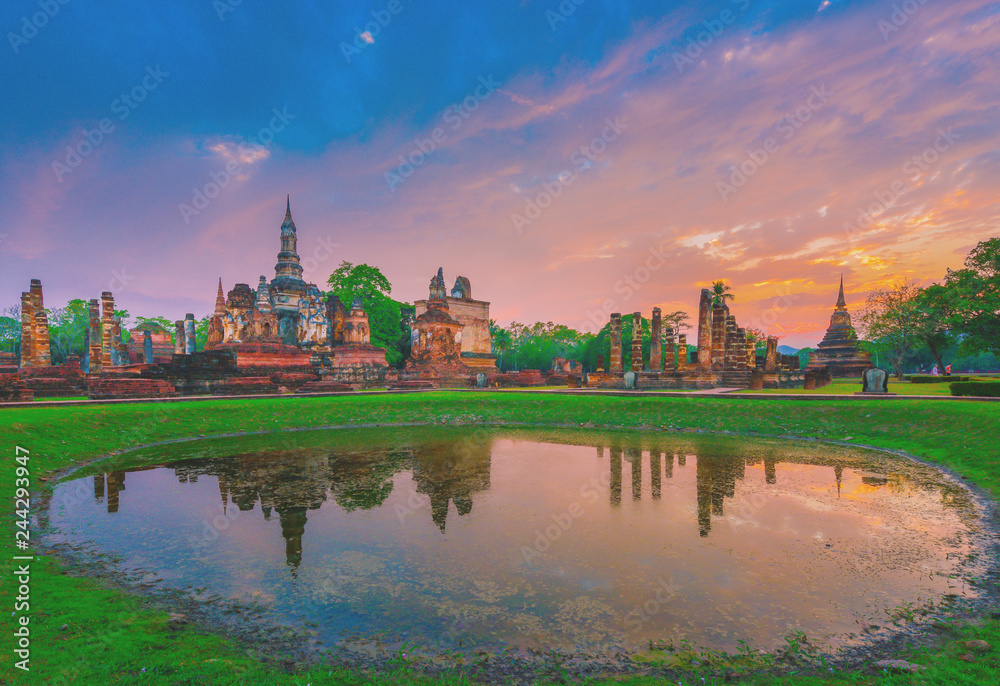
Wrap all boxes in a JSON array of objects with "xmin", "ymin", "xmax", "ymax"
[
  {"xmin": 285, "ymin": 194, "xmax": 291, "ymax": 220},
  {"xmin": 836, "ymin": 274, "xmax": 847, "ymax": 309},
  {"xmin": 214, "ymin": 278, "xmax": 226, "ymax": 317}
]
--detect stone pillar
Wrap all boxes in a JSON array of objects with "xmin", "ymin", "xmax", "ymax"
[
  {"xmin": 631, "ymin": 312, "xmax": 643, "ymax": 373},
  {"xmin": 82, "ymin": 329, "xmax": 90, "ymax": 373},
  {"xmin": 143, "ymin": 331, "xmax": 153, "ymax": 364},
  {"xmin": 664, "ymin": 325, "xmax": 676, "ymax": 370},
  {"xmin": 710, "ymin": 303, "xmax": 728, "ymax": 371},
  {"xmin": 697, "ymin": 289, "xmax": 713, "ymax": 371},
  {"xmin": 650, "ymin": 308, "xmax": 662, "ymax": 373},
  {"xmin": 735, "ymin": 326, "xmax": 748, "ymax": 370},
  {"xmin": 29, "ymin": 280, "xmax": 50, "ymax": 367},
  {"xmin": 184, "ymin": 313, "xmax": 197, "ymax": 354},
  {"xmin": 609, "ymin": 313, "xmax": 623, "ymax": 374},
  {"xmin": 34, "ymin": 308, "xmax": 51, "ymax": 367},
  {"xmin": 89, "ymin": 299, "xmax": 102, "ymax": 374},
  {"xmin": 19, "ymin": 291, "xmax": 33, "ymax": 369},
  {"xmin": 746, "ymin": 336, "xmax": 756, "ymax": 369},
  {"xmin": 174, "ymin": 321, "xmax": 185, "ymax": 355},
  {"xmin": 724, "ymin": 317, "xmax": 740, "ymax": 370},
  {"xmin": 765, "ymin": 336, "xmax": 780, "ymax": 372},
  {"xmin": 678, "ymin": 334, "xmax": 688, "ymax": 369},
  {"xmin": 101, "ymin": 292, "xmax": 115, "ymax": 370}
]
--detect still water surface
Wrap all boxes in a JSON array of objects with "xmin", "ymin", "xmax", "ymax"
[{"xmin": 48, "ymin": 427, "xmax": 985, "ymax": 657}]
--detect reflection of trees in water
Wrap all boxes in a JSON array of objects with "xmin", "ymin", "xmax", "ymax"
[{"xmin": 92, "ymin": 437, "xmax": 493, "ymax": 565}]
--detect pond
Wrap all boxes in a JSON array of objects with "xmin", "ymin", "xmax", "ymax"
[{"xmin": 46, "ymin": 427, "xmax": 987, "ymax": 660}]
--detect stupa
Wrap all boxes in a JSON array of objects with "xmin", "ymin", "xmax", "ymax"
[{"xmin": 807, "ymin": 276, "xmax": 871, "ymax": 377}]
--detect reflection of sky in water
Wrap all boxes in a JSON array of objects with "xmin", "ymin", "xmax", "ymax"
[{"xmin": 48, "ymin": 429, "xmax": 985, "ymax": 656}]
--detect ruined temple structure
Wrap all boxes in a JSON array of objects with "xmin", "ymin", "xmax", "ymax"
[
  {"xmin": 586, "ymin": 287, "xmax": 802, "ymax": 390},
  {"xmin": 404, "ymin": 269, "xmax": 471, "ymax": 383},
  {"xmin": 126, "ymin": 323, "xmax": 174, "ymax": 364},
  {"xmin": 10, "ymin": 279, "xmax": 86, "ymax": 399},
  {"xmin": 190, "ymin": 196, "xmax": 387, "ymax": 390},
  {"xmin": 413, "ymin": 269, "xmax": 495, "ymax": 371},
  {"xmin": 208, "ymin": 198, "xmax": 331, "ymax": 352},
  {"xmin": 806, "ymin": 276, "xmax": 871, "ymax": 378}
]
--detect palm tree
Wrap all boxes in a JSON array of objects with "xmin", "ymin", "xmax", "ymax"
[{"xmin": 710, "ymin": 280, "xmax": 735, "ymax": 306}]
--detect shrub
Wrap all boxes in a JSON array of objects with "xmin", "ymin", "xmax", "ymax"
[
  {"xmin": 909, "ymin": 375, "xmax": 970, "ymax": 384},
  {"xmin": 950, "ymin": 381, "xmax": 1000, "ymax": 397}
]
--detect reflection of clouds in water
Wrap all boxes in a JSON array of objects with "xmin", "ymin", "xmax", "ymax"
[{"xmin": 52, "ymin": 428, "xmax": 987, "ymax": 657}]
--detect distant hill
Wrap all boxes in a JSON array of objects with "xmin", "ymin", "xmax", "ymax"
[{"xmin": 778, "ymin": 345, "xmax": 799, "ymax": 355}]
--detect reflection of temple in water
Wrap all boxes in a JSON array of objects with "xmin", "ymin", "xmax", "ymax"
[
  {"xmin": 91, "ymin": 436, "xmax": 493, "ymax": 566},
  {"xmin": 599, "ymin": 443, "xmax": 864, "ymax": 537}
]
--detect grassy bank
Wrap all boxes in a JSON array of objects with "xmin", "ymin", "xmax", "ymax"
[{"xmin": 2, "ymin": 391, "xmax": 1000, "ymax": 684}]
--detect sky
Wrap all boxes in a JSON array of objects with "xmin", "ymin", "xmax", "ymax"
[{"xmin": 1, "ymin": 0, "xmax": 998, "ymax": 348}]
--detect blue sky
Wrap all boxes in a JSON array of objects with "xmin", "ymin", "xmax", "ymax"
[{"xmin": 2, "ymin": 0, "xmax": 998, "ymax": 347}]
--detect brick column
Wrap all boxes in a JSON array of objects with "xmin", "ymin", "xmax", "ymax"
[
  {"xmin": 631, "ymin": 312, "xmax": 643, "ymax": 373},
  {"xmin": 664, "ymin": 325, "xmax": 676, "ymax": 370},
  {"xmin": 174, "ymin": 321, "xmax": 185, "ymax": 355},
  {"xmin": 746, "ymin": 337, "xmax": 756, "ymax": 369},
  {"xmin": 678, "ymin": 334, "xmax": 688, "ymax": 369},
  {"xmin": 711, "ymin": 303, "xmax": 728, "ymax": 371},
  {"xmin": 765, "ymin": 336, "xmax": 780, "ymax": 372},
  {"xmin": 697, "ymin": 289, "xmax": 713, "ymax": 371},
  {"xmin": 650, "ymin": 307, "xmax": 662, "ymax": 372},
  {"xmin": 88, "ymin": 299, "xmax": 102, "ymax": 374},
  {"xmin": 184, "ymin": 313, "xmax": 197, "ymax": 354},
  {"xmin": 19, "ymin": 291, "xmax": 33, "ymax": 369},
  {"xmin": 29, "ymin": 280, "xmax": 50, "ymax": 367},
  {"xmin": 101, "ymin": 292, "xmax": 115, "ymax": 370},
  {"xmin": 609, "ymin": 313, "xmax": 623, "ymax": 373},
  {"xmin": 724, "ymin": 316, "xmax": 739, "ymax": 370}
]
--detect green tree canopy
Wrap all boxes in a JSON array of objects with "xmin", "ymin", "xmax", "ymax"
[
  {"xmin": 946, "ymin": 237, "xmax": 1000, "ymax": 356},
  {"xmin": 325, "ymin": 261, "xmax": 410, "ymax": 367}
]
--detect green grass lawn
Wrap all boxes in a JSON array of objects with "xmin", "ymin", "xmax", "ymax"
[
  {"xmin": 2, "ymin": 391, "xmax": 1000, "ymax": 684},
  {"xmin": 735, "ymin": 379, "xmax": 956, "ymax": 396}
]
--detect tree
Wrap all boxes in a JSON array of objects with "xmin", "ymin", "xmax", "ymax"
[
  {"xmin": 326, "ymin": 261, "xmax": 392, "ymax": 304},
  {"xmin": 857, "ymin": 280, "xmax": 922, "ymax": 379},
  {"xmin": 0, "ymin": 305, "xmax": 20, "ymax": 355},
  {"xmin": 710, "ymin": 280, "xmax": 735, "ymax": 306},
  {"xmin": 489, "ymin": 321, "xmax": 513, "ymax": 370},
  {"xmin": 48, "ymin": 299, "xmax": 90, "ymax": 363},
  {"xmin": 325, "ymin": 261, "xmax": 410, "ymax": 367},
  {"xmin": 910, "ymin": 284, "xmax": 955, "ymax": 374},
  {"xmin": 946, "ymin": 237, "xmax": 1000, "ymax": 356}
]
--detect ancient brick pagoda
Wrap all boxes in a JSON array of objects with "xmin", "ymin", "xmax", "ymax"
[
  {"xmin": 413, "ymin": 271, "xmax": 496, "ymax": 371},
  {"xmin": 206, "ymin": 197, "xmax": 333, "ymax": 355},
  {"xmin": 405, "ymin": 268, "xmax": 472, "ymax": 380},
  {"xmin": 806, "ymin": 276, "xmax": 871, "ymax": 378}
]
